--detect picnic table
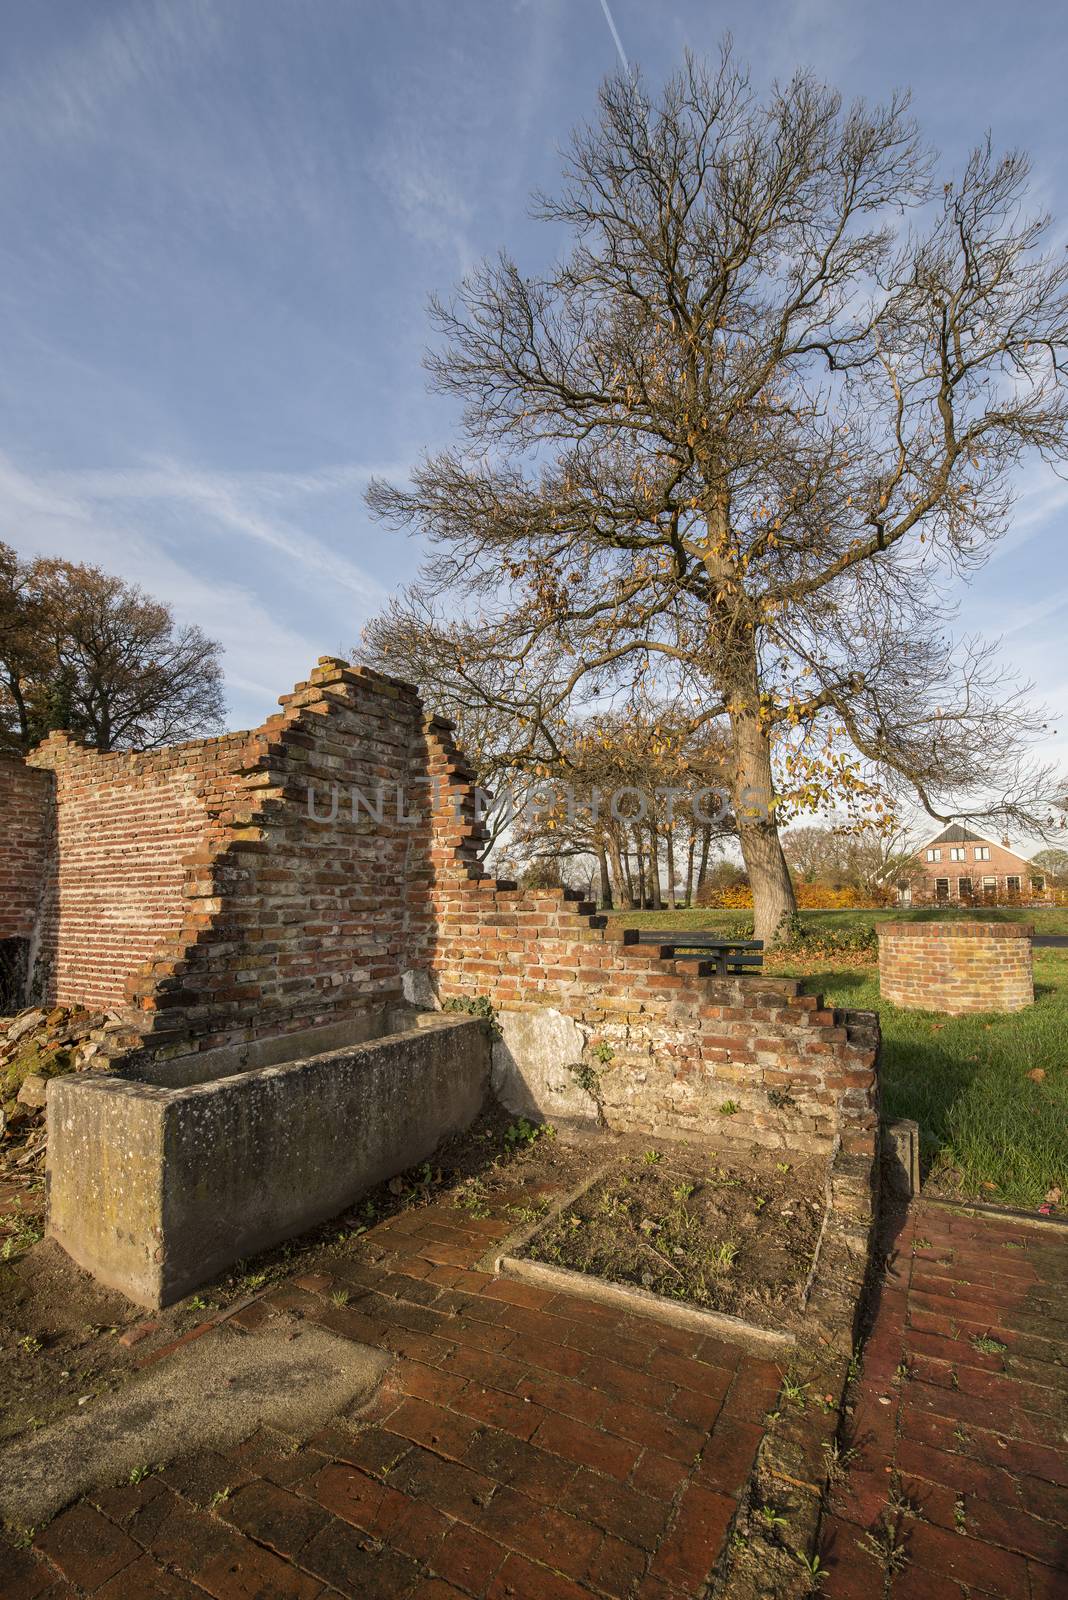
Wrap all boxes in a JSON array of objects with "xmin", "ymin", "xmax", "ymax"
[{"xmin": 627, "ymin": 928, "xmax": 764, "ymax": 977}]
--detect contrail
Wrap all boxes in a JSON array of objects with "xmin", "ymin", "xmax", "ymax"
[{"xmin": 597, "ymin": 0, "xmax": 630, "ymax": 73}]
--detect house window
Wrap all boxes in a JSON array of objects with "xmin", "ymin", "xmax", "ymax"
[
  {"xmin": 927, "ymin": 848, "xmax": 942, "ymax": 863},
  {"xmin": 1032, "ymin": 875, "xmax": 1046, "ymax": 892},
  {"xmin": 1006, "ymin": 875, "xmax": 1021, "ymax": 895},
  {"xmin": 935, "ymin": 878, "xmax": 950, "ymax": 900},
  {"xmin": 982, "ymin": 876, "xmax": 996, "ymax": 901},
  {"xmin": 958, "ymin": 877, "xmax": 973, "ymax": 899},
  {"xmin": 950, "ymin": 847, "xmax": 965, "ymax": 862},
  {"xmin": 975, "ymin": 846, "xmax": 990, "ymax": 861}
]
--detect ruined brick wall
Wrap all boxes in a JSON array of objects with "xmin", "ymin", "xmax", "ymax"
[
  {"xmin": 15, "ymin": 662, "xmax": 436, "ymax": 1034},
  {"xmin": 422, "ymin": 722, "xmax": 880, "ymax": 1159},
  {"xmin": 0, "ymin": 757, "xmax": 53, "ymax": 944},
  {"xmin": 25, "ymin": 734, "xmax": 232, "ymax": 1007},
  {"xmin": 9, "ymin": 657, "xmax": 880, "ymax": 1158},
  {"xmin": 879, "ymin": 920, "xmax": 1033, "ymax": 1014},
  {"xmin": 125, "ymin": 661, "xmax": 435, "ymax": 1054}
]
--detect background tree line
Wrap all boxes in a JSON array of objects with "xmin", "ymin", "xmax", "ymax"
[{"xmin": 0, "ymin": 542, "xmax": 225, "ymax": 755}]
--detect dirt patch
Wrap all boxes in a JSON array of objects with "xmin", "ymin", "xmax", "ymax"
[
  {"xmin": 516, "ymin": 1143, "xmax": 826, "ymax": 1331},
  {"xmin": 0, "ymin": 1192, "xmax": 218, "ymax": 1447}
]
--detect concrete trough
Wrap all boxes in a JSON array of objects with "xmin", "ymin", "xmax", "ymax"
[{"xmin": 45, "ymin": 1011, "xmax": 491, "ymax": 1308}]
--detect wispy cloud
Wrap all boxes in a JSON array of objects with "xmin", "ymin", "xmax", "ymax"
[
  {"xmin": 0, "ymin": 453, "xmax": 396, "ymax": 726},
  {"xmin": 50, "ymin": 460, "xmax": 393, "ymax": 605},
  {"xmin": 0, "ymin": 1, "xmax": 221, "ymax": 152}
]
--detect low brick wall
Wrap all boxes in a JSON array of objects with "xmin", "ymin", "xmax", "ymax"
[
  {"xmin": 878, "ymin": 920, "xmax": 1034, "ymax": 1014},
  {"xmin": 422, "ymin": 718, "xmax": 880, "ymax": 1161}
]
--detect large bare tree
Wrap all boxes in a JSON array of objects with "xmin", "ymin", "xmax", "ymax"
[
  {"xmin": 0, "ymin": 544, "xmax": 226, "ymax": 753},
  {"xmin": 367, "ymin": 47, "xmax": 1068, "ymax": 943}
]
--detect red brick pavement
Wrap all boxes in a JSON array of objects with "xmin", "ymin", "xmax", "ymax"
[
  {"xmin": 819, "ymin": 1202, "xmax": 1068, "ymax": 1600},
  {"xmin": 2, "ymin": 1190, "xmax": 785, "ymax": 1599}
]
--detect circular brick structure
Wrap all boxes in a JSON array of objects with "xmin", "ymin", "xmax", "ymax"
[{"xmin": 878, "ymin": 920, "xmax": 1034, "ymax": 1014}]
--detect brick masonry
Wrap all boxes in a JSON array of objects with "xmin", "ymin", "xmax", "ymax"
[
  {"xmin": 0, "ymin": 756, "xmax": 52, "ymax": 943},
  {"xmin": 818, "ymin": 1202, "xmax": 1068, "ymax": 1599},
  {"xmin": 878, "ymin": 921, "xmax": 1034, "ymax": 1015},
  {"xmin": 2, "ymin": 657, "xmax": 880, "ymax": 1158},
  {"xmin": 1, "ymin": 1168, "xmax": 790, "ymax": 1600}
]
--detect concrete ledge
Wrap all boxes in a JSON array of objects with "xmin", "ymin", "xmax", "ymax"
[
  {"xmin": 881, "ymin": 1117, "xmax": 921, "ymax": 1198},
  {"xmin": 47, "ymin": 1015, "xmax": 491, "ymax": 1307},
  {"xmin": 497, "ymin": 1254, "xmax": 794, "ymax": 1354}
]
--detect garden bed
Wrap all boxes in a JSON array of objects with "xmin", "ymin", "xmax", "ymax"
[{"xmin": 511, "ymin": 1144, "xmax": 826, "ymax": 1337}]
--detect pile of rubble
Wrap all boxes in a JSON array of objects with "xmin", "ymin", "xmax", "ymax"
[{"xmin": 0, "ymin": 1005, "xmax": 135, "ymax": 1173}]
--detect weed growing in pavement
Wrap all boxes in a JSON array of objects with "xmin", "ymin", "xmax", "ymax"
[
  {"xmin": 756, "ymin": 1504, "xmax": 789, "ymax": 1533},
  {"xmin": 858, "ymin": 1513, "xmax": 910, "ymax": 1575}
]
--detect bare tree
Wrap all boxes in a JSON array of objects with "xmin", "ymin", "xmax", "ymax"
[
  {"xmin": 1, "ymin": 545, "xmax": 226, "ymax": 753},
  {"xmin": 508, "ymin": 707, "xmax": 733, "ymax": 909},
  {"xmin": 367, "ymin": 46, "xmax": 1068, "ymax": 942}
]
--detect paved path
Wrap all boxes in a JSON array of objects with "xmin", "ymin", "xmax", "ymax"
[
  {"xmin": 820, "ymin": 1202, "xmax": 1068, "ymax": 1599},
  {"xmin": 2, "ymin": 1183, "xmax": 780, "ymax": 1600}
]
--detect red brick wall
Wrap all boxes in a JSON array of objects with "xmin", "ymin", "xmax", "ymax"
[
  {"xmin": 0, "ymin": 757, "xmax": 53, "ymax": 942},
  {"xmin": 421, "ymin": 720, "xmax": 880, "ymax": 1158},
  {"xmin": 126, "ymin": 662, "xmax": 437, "ymax": 1051},
  {"xmin": 25, "ymin": 734, "xmax": 226, "ymax": 1007},
  {"xmin": 9, "ymin": 657, "xmax": 881, "ymax": 1157},
  {"xmin": 879, "ymin": 921, "xmax": 1033, "ymax": 1014}
]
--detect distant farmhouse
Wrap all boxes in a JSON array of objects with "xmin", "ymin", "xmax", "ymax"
[{"xmin": 902, "ymin": 824, "xmax": 1046, "ymax": 906}]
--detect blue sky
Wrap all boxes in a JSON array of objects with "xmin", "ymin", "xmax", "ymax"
[{"xmin": 2, "ymin": 0, "xmax": 1066, "ymax": 829}]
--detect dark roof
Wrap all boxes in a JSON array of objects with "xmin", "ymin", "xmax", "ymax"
[{"xmin": 926, "ymin": 824, "xmax": 987, "ymax": 846}]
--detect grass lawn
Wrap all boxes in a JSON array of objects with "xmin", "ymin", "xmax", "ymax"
[
  {"xmin": 606, "ymin": 904, "xmax": 1068, "ymax": 935},
  {"xmin": 606, "ymin": 907, "xmax": 1068, "ymax": 1208}
]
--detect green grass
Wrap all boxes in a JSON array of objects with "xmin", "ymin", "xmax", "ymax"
[
  {"xmin": 606, "ymin": 905, "xmax": 1068, "ymax": 935},
  {"xmin": 780, "ymin": 949, "xmax": 1067, "ymax": 1208},
  {"xmin": 605, "ymin": 907, "xmax": 1067, "ymax": 1206}
]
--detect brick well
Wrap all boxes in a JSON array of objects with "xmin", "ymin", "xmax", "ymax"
[{"xmin": 878, "ymin": 920, "xmax": 1034, "ymax": 1015}]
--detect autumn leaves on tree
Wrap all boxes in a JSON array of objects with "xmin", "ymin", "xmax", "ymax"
[{"xmin": 366, "ymin": 45, "xmax": 1068, "ymax": 943}]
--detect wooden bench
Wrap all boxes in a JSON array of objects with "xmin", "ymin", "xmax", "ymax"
[{"xmin": 628, "ymin": 929, "xmax": 764, "ymax": 977}]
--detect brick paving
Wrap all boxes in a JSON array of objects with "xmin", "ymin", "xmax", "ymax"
[
  {"xmin": 820, "ymin": 1202, "xmax": 1068, "ymax": 1600},
  {"xmin": 1, "ymin": 1185, "xmax": 783, "ymax": 1600},
  {"xmin": 6, "ymin": 1185, "xmax": 1067, "ymax": 1599}
]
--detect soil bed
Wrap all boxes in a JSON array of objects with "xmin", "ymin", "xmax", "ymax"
[{"xmin": 516, "ymin": 1143, "xmax": 826, "ymax": 1331}]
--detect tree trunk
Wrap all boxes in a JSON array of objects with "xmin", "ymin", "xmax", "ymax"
[
  {"xmin": 684, "ymin": 832, "xmax": 696, "ymax": 906},
  {"xmin": 618, "ymin": 837, "xmax": 636, "ymax": 908},
  {"xmin": 697, "ymin": 825, "xmax": 711, "ymax": 890},
  {"xmin": 596, "ymin": 842, "xmax": 613, "ymax": 910},
  {"xmin": 727, "ymin": 675, "xmax": 796, "ymax": 947},
  {"xmin": 648, "ymin": 825, "xmax": 663, "ymax": 910},
  {"xmin": 634, "ymin": 827, "xmax": 647, "ymax": 907},
  {"xmin": 666, "ymin": 826, "xmax": 677, "ymax": 910}
]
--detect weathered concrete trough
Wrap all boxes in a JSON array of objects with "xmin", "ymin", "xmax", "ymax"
[{"xmin": 45, "ymin": 1010, "xmax": 491, "ymax": 1308}]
